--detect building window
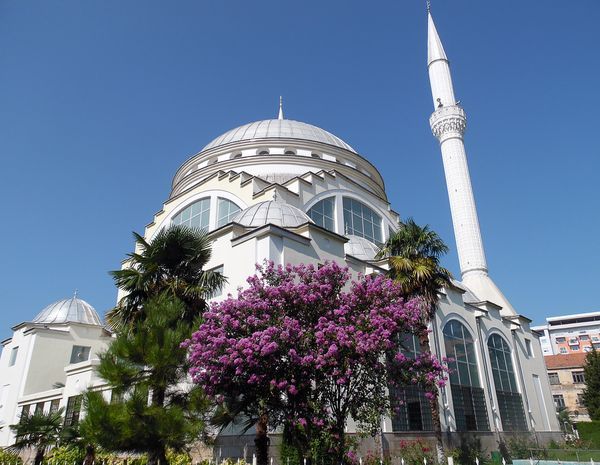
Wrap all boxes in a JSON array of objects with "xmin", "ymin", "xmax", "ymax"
[
  {"xmin": 9, "ymin": 347, "xmax": 18, "ymax": 366},
  {"xmin": 20, "ymin": 404, "xmax": 31, "ymax": 421},
  {"xmin": 216, "ymin": 197, "xmax": 241, "ymax": 228},
  {"xmin": 172, "ymin": 198, "xmax": 210, "ymax": 230},
  {"xmin": 390, "ymin": 334, "xmax": 433, "ymax": 432},
  {"xmin": 487, "ymin": 334, "xmax": 528, "ymax": 431},
  {"xmin": 308, "ymin": 197, "xmax": 335, "ymax": 232},
  {"xmin": 553, "ymin": 394, "xmax": 565, "ymax": 408},
  {"xmin": 64, "ymin": 395, "xmax": 83, "ymax": 427},
  {"xmin": 206, "ymin": 266, "xmax": 224, "ymax": 300},
  {"xmin": 555, "ymin": 337, "xmax": 566, "ymax": 343},
  {"xmin": 559, "ymin": 347, "xmax": 568, "ymax": 354},
  {"xmin": 258, "ymin": 150, "xmax": 269, "ymax": 155},
  {"xmin": 525, "ymin": 339, "xmax": 533, "ymax": 357},
  {"xmin": 342, "ymin": 197, "xmax": 382, "ymax": 244},
  {"xmin": 34, "ymin": 402, "xmax": 45, "ymax": 415},
  {"xmin": 70, "ymin": 346, "xmax": 91, "ymax": 364},
  {"xmin": 284, "ymin": 150, "xmax": 296, "ymax": 155},
  {"xmin": 580, "ymin": 335, "xmax": 589, "ymax": 341},
  {"xmin": 572, "ymin": 371, "xmax": 585, "ymax": 384},
  {"xmin": 49, "ymin": 399, "xmax": 60, "ymax": 414},
  {"xmin": 443, "ymin": 320, "xmax": 490, "ymax": 432},
  {"xmin": 548, "ymin": 372, "xmax": 560, "ymax": 385}
]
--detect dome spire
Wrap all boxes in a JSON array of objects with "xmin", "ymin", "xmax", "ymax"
[{"xmin": 278, "ymin": 96, "xmax": 284, "ymax": 120}]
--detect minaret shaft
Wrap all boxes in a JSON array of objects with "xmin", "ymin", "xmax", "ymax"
[{"xmin": 427, "ymin": 11, "xmax": 488, "ymax": 279}]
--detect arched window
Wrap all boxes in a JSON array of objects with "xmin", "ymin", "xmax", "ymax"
[
  {"xmin": 307, "ymin": 197, "xmax": 335, "ymax": 232},
  {"xmin": 284, "ymin": 150, "xmax": 296, "ymax": 155},
  {"xmin": 488, "ymin": 334, "xmax": 527, "ymax": 431},
  {"xmin": 389, "ymin": 333, "xmax": 433, "ymax": 432},
  {"xmin": 217, "ymin": 198, "xmax": 241, "ymax": 228},
  {"xmin": 258, "ymin": 150, "xmax": 269, "ymax": 156},
  {"xmin": 172, "ymin": 198, "xmax": 210, "ymax": 230},
  {"xmin": 342, "ymin": 197, "xmax": 382, "ymax": 244},
  {"xmin": 443, "ymin": 320, "xmax": 490, "ymax": 431}
]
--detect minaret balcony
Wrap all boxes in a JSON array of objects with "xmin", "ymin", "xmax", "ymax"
[{"xmin": 430, "ymin": 105, "xmax": 467, "ymax": 141}]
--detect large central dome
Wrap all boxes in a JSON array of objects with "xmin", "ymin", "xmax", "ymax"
[{"xmin": 202, "ymin": 119, "xmax": 356, "ymax": 153}]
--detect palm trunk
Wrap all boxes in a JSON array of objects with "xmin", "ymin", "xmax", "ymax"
[
  {"xmin": 33, "ymin": 447, "xmax": 45, "ymax": 465},
  {"xmin": 255, "ymin": 411, "xmax": 269, "ymax": 465},
  {"xmin": 83, "ymin": 444, "xmax": 96, "ymax": 465}
]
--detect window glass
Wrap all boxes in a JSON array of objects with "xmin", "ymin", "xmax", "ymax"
[
  {"xmin": 49, "ymin": 399, "xmax": 60, "ymax": 414},
  {"xmin": 308, "ymin": 197, "xmax": 336, "ymax": 232},
  {"xmin": 64, "ymin": 395, "xmax": 83, "ymax": 427},
  {"xmin": 342, "ymin": 197, "xmax": 382, "ymax": 244},
  {"xmin": 487, "ymin": 334, "xmax": 527, "ymax": 431},
  {"xmin": 20, "ymin": 404, "xmax": 30, "ymax": 421},
  {"xmin": 548, "ymin": 373, "xmax": 560, "ymax": 385},
  {"xmin": 525, "ymin": 339, "xmax": 533, "ymax": 357},
  {"xmin": 172, "ymin": 198, "xmax": 211, "ymax": 230},
  {"xmin": 34, "ymin": 402, "xmax": 45, "ymax": 415},
  {"xmin": 572, "ymin": 371, "xmax": 585, "ymax": 384},
  {"xmin": 553, "ymin": 394, "xmax": 565, "ymax": 408},
  {"xmin": 9, "ymin": 347, "xmax": 18, "ymax": 366},
  {"xmin": 217, "ymin": 198, "xmax": 241, "ymax": 228},
  {"xmin": 70, "ymin": 346, "xmax": 91, "ymax": 364},
  {"xmin": 443, "ymin": 321, "xmax": 489, "ymax": 431}
]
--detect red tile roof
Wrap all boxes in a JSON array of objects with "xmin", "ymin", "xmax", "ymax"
[{"xmin": 545, "ymin": 353, "xmax": 588, "ymax": 369}]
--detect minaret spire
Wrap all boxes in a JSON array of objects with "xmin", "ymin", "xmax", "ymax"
[
  {"xmin": 427, "ymin": 10, "xmax": 517, "ymax": 315},
  {"xmin": 278, "ymin": 96, "xmax": 284, "ymax": 120}
]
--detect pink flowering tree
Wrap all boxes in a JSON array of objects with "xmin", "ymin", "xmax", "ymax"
[{"xmin": 184, "ymin": 262, "xmax": 446, "ymax": 465}]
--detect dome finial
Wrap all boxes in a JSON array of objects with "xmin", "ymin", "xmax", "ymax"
[
  {"xmin": 278, "ymin": 96, "xmax": 284, "ymax": 120},
  {"xmin": 426, "ymin": 0, "xmax": 431, "ymax": 13},
  {"xmin": 273, "ymin": 190, "xmax": 278, "ymax": 201},
  {"xmin": 73, "ymin": 289, "xmax": 78, "ymax": 299}
]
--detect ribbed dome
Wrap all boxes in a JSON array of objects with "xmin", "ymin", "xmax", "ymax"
[
  {"xmin": 202, "ymin": 119, "xmax": 356, "ymax": 153},
  {"xmin": 233, "ymin": 201, "xmax": 313, "ymax": 228},
  {"xmin": 32, "ymin": 297, "xmax": 102, "ymax": 326},
  {"xmin": 344, "ymin": 235, "xmax": 380, "ymax": 261}
]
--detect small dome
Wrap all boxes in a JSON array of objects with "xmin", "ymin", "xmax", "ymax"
[
  {"xmin": 32, "ymin": 297, "xmax": 102, "ymax": 326},
  {"xmin": 202, "ymin": 119, "xmax": 356, "ymax": 153},
  {"xmin": 233, "ymin": 201, "xmax": 313, "ymax": 229},
  {"xmin": 344, "ymin": 235, "xmax": 380, "ymax": 261}
]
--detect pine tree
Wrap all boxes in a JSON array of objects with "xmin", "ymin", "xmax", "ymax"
[
  {"xmin": 582, "ymin": 349, "xmax": 600, "ymax": 420},
  {"xmin": 80, "ymin": 295, "xmax": 209, "ymax": 465}
]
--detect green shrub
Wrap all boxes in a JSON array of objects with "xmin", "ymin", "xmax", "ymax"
[
  {"xmin": 396, "ymin": 439, "xmax": 435, "ymax": 465},
  {"xmin": 0, "ymin": 449, "xmax": 23, "ymax": 465},
  {"xmin": 578, "ymin": 422, "xmax": 600, "ymax": 449},
  {"xmin": 448, "ymin": 437, "xmax": 489, "ymax": 465}
]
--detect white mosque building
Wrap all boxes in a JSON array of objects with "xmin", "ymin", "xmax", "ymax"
[{"xmin": 0, "ymin": 7, "xmax": 560, "ymax": 455}]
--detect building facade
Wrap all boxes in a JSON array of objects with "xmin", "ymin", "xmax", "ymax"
[
  {"xmin": 0, "ymin": 6, "xmax": 562, "ymax": 457},
  {"xmin": 544, "ymin": 353, "xmax": 590, "ymax": 424},
  {"xmin": 532, "ymin": 312, "xmax": 600, "ymax": 356}
]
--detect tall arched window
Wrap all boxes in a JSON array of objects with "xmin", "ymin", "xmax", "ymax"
[
  {"xmin": 389, "ymin": 333, "xmax": 433, "ymax": 432},
  {"xmin": 342, "ymin": 197, "xmax": 382, "ymax": 244},
  {"xmin": 488, "ymin": 334, "xmax": 527, "ymax": 431},
  {"xmin": 308, "ymin": 197, "xmax": 335, "ymax": 232},
  {"xmin": 443, "ymin": 320, "xmax": 490, "ymax": 431},
  {"xmin": 217, "ymin": 198, "xmax": 241, "ymax": 228},
  {"xmin": 172, "ymin": 198, "xmax": 210, "ymax": 230}
]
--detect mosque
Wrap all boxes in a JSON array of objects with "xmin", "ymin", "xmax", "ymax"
[{"xmin": 0, "ymin": 7, "xmax": 560, "ymax": 456}]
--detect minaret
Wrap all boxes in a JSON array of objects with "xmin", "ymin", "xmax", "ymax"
[{"xmin": 427, "ymin": 8, "xmax": 517, "ymax": 315}]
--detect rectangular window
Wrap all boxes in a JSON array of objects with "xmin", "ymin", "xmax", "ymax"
[
  {"xmin": 555, "ymin": 337, "xmax": 566, "ymax": 343},
  {"xmin": 64, "ymin": 395, "xmax": 82, "ymax": 427},
  {"xmin": 206, "ymin": 266, "xmax": 224, "ymax": 300},
  {"xmin": 572, "ymin": 371, "xmax": 585, "ymax": 384},
  {"xmin": 20, "ymin": 404, "xmax": 30, "ymax": 422},
  {"xmin": 70, "ymin": 345, "xmax": 91, "ymax": 364},
  {"xmin": 34, "ymin": 402, "xmax": 45, "ymax": 415},
  {"xmin": 525, "ymin": 339, "xmax": 533, "ymax": 357},
  {"xmin": 49, "ymin": 399, "xmax": 60, "ymax": 414},
  {"xmin": 548, "ymin": 372, "xmax": 560, "ymax": 385},
  {"xmin": 579, "ymin": 335, "xmax": 589, "ymax": 341},
  {"xmin": 553, "ymin": 394, "xmax": 565, "ymax": 408},
  {"xmin": 9, "ymin": 347, "xmax": 18, "ymax": 366},
  {"xmin": 559, "ymin": 347, "xmax": 568, "ymax": 354}
]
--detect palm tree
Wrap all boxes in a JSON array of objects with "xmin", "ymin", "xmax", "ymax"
[
  {"xmin": 377, "ymin": 218, "xmax": 452, "ymax": 464},
  {"xmin": 9, "ymin": 409, "xmax": 64, "ymax": 465},
  {"xmin": 107, "ymin": 225, "xmax": 226, "ymax": 330}
]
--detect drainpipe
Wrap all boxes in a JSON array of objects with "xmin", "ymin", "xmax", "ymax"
[
  {"xmin": 510, "ymin": 328, "xmax": 534, "ymax": 432},
  {"xmin": 475, "ymin": 314, "xmax": 500, "ymax": 434}
]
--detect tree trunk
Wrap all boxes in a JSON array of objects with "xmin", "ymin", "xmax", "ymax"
[
  {"xmin": 255, "ymin": 411, "xmax": 269, "ymax": 465},
  {"xmin": 148, "ymin": 447, "xmax": 168, "ymax": 465},
  {"xmin": 83, "ymin": 444, "xmax": 96, "ymax": 465},
  {"xmin": 33, "ymin": 447, "xmax": 45, "ymax": 465}
]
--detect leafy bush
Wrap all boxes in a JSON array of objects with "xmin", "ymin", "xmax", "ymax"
[
  {"xmin": 578, "ymin": 422, "xmax": 600, "ymax": 449},
  {"xmin": 448, "ymin": 436, "xmax": 489, "ymax": 465},
  {"xmin": 397, "ymin": 439, "xmax": 435, "ymax": 465},
  {"xmin": 0, "ymin": 449, "xmax": 23, "ymax": 465}
]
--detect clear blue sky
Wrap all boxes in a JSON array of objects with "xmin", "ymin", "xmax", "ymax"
[{"xmin": 1, "ymin": 1, "xmax": 599, "ymax": 339}]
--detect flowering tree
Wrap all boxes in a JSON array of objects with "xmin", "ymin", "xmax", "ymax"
[{"xmin": 185, "ymin": 262, "xmax": 446, "ymax": 465}]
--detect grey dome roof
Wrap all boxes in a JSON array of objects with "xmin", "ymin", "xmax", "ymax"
[
  {"xmin": 32, "ymin": 297, "xmax": 102, "ymax": 326},
  {"xmin": 233, "ymin": 201, "xmax": 313, "ymax": 228},
  {"xmin": 202, "ymin": 119, "xmax": 356, "ymax": 153},
  {"xmin": 344, "ymin": 235, "xmax": 380, "ymax": 261}
]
